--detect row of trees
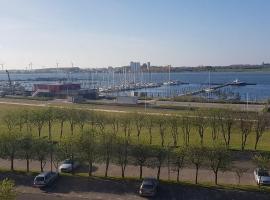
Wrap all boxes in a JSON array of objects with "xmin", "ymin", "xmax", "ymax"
[
  {"xmin": 3, "ymin": 108, "xmax": 270, "ymax": 151},
  {"xmin": 0, "ymin": 129, "xmax": 234, "ymax": 185}
]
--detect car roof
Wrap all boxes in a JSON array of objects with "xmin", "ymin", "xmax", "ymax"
[
  {"xmin": 256, "ymin": 168, "xmax": 268, "ymax": 172},
  {"xmin": 142, "ymin": 180, "xmax": 155, "ymax": 185},
  {"xmin": 142, "ymin": 177, "xmax": 157, "ymax": 184},
  {"xmin": 37, "ymin": 171, "xmax": 54, "ymax": 177},
  {"xmin": 143, "ymin": 177, "xmax": 157, "ymax": 180}
]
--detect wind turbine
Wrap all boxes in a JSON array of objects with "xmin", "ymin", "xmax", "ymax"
[{"xmin": 29, "ymin": 62, "xmax": 33, "ymax": 70}]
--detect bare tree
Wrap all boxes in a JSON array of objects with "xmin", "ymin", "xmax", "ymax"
[
  {"xmin": 194, "ymin": 112, "xmax": 207, "ymax": 146},
  {"xmin": 96, "ymin": 113, "xmax": 108, "ymax": 134},
  {"xmin": 188, "ymin": 146, "xmax": 206, "ymax": 184},
  {"xmin": 134, "ymin": 113, "xmax": 145, "ymax": 141},
  {"xmin": 55, "ymin": 108, "xmax": 68, "ymax": 139},
  {"xmin": 234, "ymin": 167, "xmax": 248, "ymax": 185},
  {"xmin": 170, "ymin": 116, "xmax": 180, "ymax": 147},
  {"xmin": 100, "ymin": 132, "xmax": 114, "ymax": 177},
  {"xmin": 145, "ymin": 115, "xmax": 154, "ymax": 144},
  {"xmin": 2, "ymin": 112, "xmax": 18, "ymax": 133},
  {"xmin": 33, "ymin": 137, "xmax": 50, "ymax": 172},
  {"xmin": 207, "ymin": 146, "xmax": 231, "ymax": 185},
  {"xmin": 77, "ymin": 110, "xmax": 89, "ymax": 132},
  {"xmin": 44, "ymin": 108, "xmax": 56, "ymax": 172},
  {"xmin": 0, "ymin": 132, "xmax": 20, "ymax": 171},
  {"xmin": 181, "ymin": 116, "xmax": 192, "ymax": 147},
  {"xmin": 121, "ymin": 115, "xmax": 132, "ymax": 140},
  {"xmin": 240, "ymin": 113, "xmax": 253, "ymax": 151},
  {"xmin": 156, "ymin": 116, "xmax": 167, "ymax": 147},
  {"xmin": 78, "ymin": 130, "xmax": 98, "ymax": 176},
  {"xmin": 172, "ymin": 147, "xmax": 186, "ymax": 182},
  {"xmin": 153, "ymin": 146, "xmax": 167, "ymax": 180},
  {"xmin": 109, "ymin": 114, "xmax": 120, "ymax": 135},
  {"xmin": 88, "ymin": 110, "xmax": 97, "ymax": 129},
  {"xmin": 131, "ymin": 143, "xmax": 150, "ymax": 179},
  {"xmin": 209, "ymin": 110, "xmax": 220, "ymax": 142},
  {"xmin": 218, "ymin": 111, "xmax": 234, "ymax": 149},
  {"xmin": 254, "ymin": 113, "xmax": 269, "ymax": 150},
  {"xmin": 114, "ymin": 137, "xmax": 130, "ymax": 178},
  {"xmin": 21, "ymin": 110, "xmax": 33, "ymax": 133},
  {"xmin": 67, "ymin": 109, "xmax": 80, "ymax": 135},
  {"xmin": 19, "ymin": 134, "xmax": 35, "ymax": 172},
  {"xmin": 31, "ymin": 109, "xmax": 46, "ymax": 137}
]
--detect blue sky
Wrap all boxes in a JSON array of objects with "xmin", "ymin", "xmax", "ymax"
[{"xmin": 0, "ymin": 0, "xmax": 270, "ymax": 69}]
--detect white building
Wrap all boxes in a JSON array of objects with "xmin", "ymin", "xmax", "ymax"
[
  {"xmin": 147, "ymin": 62, "xmax": 151, "ymax": 69},
  {"xmin": 130, "ymin": 61, "xmax": 141, "ymax": 72}
]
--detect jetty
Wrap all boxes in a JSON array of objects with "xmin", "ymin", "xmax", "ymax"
[{"xmin": 180, "ymin": 80, "xmax": 256, "ymax": 96}]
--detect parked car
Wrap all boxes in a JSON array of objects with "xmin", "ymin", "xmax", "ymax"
[
  {"xmin": 254, "ymin": 168, "xmax": 270, "ymax": 185},
  {"xmin": 58, "ymin": 159, "xmax": 80, "ymax": 173},
  {"xmin": 33, "ymin": 171, "xmax": 59, "ymax": 188},
  {"xmin": 139, "ymin": 177, "xmax": 159, "ymax": 197}
]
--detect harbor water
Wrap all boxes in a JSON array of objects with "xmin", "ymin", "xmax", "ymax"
[{"xmin": 0, "ymin": 71, "xmax": 269, "ymax": 102}]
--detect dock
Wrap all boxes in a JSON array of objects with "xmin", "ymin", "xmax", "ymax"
[{"xmin": 180, "ymin": 81, "xmax": 255, "ymax": 96}]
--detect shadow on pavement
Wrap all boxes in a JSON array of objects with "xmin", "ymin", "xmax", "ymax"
[{"xmin": 1, "ymin": 171, "xmax": 270, "ymax": 200}]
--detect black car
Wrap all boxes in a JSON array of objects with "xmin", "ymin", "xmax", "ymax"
[
  {"xmin": 33, "ymin": 171, "xmax": 59, "ymax": 188},
  {"xmin": 139, "ymin": 177, "xmax": 159, "ymax": 197}
]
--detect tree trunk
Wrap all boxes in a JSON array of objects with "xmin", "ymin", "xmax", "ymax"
[
  {"xmin": 214, "ymin": 171, "xmax": 218, "ymax": 185},
  {"xmin": 71, "ymin": 123, "xmax": 74, "ymax": 135},
  {"xmin": 38, "ymin": 128, "xmax": 42, "ymax": 138},
  {"xmin": 40, "ymin": 160, "xmax": 43, "ymax": 172},
  {"xmin": 10, "ymin": 156, "xmax": 14, "ymax": 171},
  {"xmin": 157, "ymin": 165, "xmax": 161, "ymax": 180},
  {"xmin": 121, "ymin": 165, "xmax": 125, "ymax": 178},
  {"xmin": 49, "ymin": 121, "xmax": 52, "ymax": 140},
  {"xmin": 88, "ymin": 161, "xmax": 92, "ymax": 176},
  {"xmin": 177, "ymin": 167, "xmax": 180, "ymax": 182},
  {"xmin": 60, "ymin": 121, "xmax": 64, "ymax": 138},
  {"xmin": 149, "ymin": 130, "xmax": 152, "ymax": 144},
  {"xmin": 139, "ymin": 165, "xmax": 143, "ymax": 179},
  {"xmin": 105, "ymin": 157, "xmax": 110, "ymax": 177},
  {"xmin": 161, "ymin": 136, "xmax": 164, "ymax": 147},
  {"xmin": 195, "ymin": 166, "xmax": 199, "ymax": 184},
  {"xmin": 26, "ymin": 156, "xmax": 29, "ymax": 172},
  {"xmin": 254, "ymin": 137, "xmax": 259, "ymax": 150},
  {"xmin": 173, "ymin": 137, "xmax": 177, "ymax": 147}
]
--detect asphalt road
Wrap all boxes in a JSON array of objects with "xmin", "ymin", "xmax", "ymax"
[{"xmin": 14, "ymin": 175, "xmax": 270, "ymax": 200}]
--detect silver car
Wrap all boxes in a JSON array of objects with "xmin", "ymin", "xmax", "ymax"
[
  {"xmin": 59, "ymin": 159, "xmax": 80, "ymax": 173},
  {"xmin": 33, "ymin": 171, "xmax": 59, "ymax": 188},
  {"xmin": 139, "ymin": 177, "xmax": 158, "ymax": 197},
  {"xmin": 254, "ymin": 168, "xmax": 270, "ymax": 185}
]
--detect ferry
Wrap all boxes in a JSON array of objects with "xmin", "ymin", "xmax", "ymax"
[{"xmin": 231, "ymin": 79, "xmax": 247, "ymax": 86}]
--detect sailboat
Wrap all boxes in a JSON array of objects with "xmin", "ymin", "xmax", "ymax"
[{"xmin": 204, "ymin": 71, "xmax": 214, "ymax": 92}]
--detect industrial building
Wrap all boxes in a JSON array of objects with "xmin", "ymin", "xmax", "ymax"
[{"xmin": 32, "ymin": 83, "xmax": 98, "ymax": 99}]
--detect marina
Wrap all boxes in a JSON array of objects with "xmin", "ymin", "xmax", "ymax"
[{"xmin": 0, "ymin": 71, "xmax": 268, "ymax": 102}]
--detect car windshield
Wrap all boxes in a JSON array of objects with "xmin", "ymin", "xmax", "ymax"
[
  {"xmin": 63, "ymin": 160, "xmax": 73, "ymax": 164},
  {"xmin": 35, "ymin": 177, "xmax": 44, "ymax": 182},
  {"xmin": 142, "ymin": 184, "xmax": 154, "ymax": 189},
  {"xmin": 258, "ymin": 171, "xmax": 269, "ymax": 176}
]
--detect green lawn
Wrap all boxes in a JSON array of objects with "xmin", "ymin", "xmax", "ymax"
[{"xmin": 0, "ymin": 102, "xmax": 269, "ymax": 152}]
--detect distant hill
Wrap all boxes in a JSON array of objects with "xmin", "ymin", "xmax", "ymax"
[{"xmin": 2, "ymin": 63, "xmax": 270, "ymax": 73}]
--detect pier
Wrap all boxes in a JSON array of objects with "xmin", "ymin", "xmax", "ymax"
[{"xmin": 180, "ymin": 81, "xmax": 255, "ymax": 96}]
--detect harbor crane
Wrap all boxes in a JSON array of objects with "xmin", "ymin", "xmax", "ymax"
[{"xmin": 5, "ymin": 70, "xmax": 13, "ymax": 94}]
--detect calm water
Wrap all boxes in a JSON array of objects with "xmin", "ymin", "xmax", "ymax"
[{"xmin": 1, "ymin": 71, "xmax": 269, "ymax": 102}]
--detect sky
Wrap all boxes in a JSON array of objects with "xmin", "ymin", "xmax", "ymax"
[{"xmin": 0, "ymin": 0, "xmax": 270, "ymax": 69}]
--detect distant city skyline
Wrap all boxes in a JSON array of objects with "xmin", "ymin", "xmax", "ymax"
[{"xmin": 1, "ymin": 0, "xmax": 270, "ymax": 69}]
